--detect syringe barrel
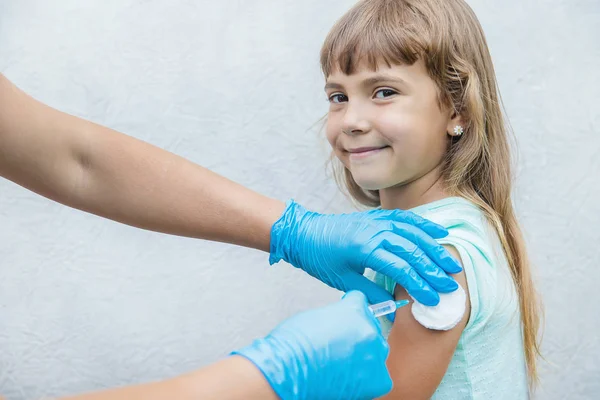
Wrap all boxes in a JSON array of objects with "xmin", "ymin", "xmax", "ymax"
[{"xmin": 369, "ymin": 300, "xmax": 397, "ymax": 318}]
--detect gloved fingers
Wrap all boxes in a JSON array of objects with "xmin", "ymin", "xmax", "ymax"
[
  {"xmin": 367, "ymin": 247, "xmax": 440, "ymax": 306},
  {"xmin": 341, "ymin": 275, "xmax": 395, "ymax": 323},
  {"xmin": 376, "ymin": 209, "xmax": 449, "ymax": 239},
  {"xmin": 389, "ymin": 221, "xmax": 462, "ymax": 274},
  {"xmin": 342, "ymin": 275, "xmax": 394, "ymax": 305},
  {"xmin": 350, "ymin": 328, "xmax": 392, "ymax": 399},
  {"xmin": 359, "ymin": 345, "xmax": 393, "ymax": 400},
  {"xmin": 341, "ymin": 289, "xmax": 367, "ymax": 302},
  {"xmin": 374, "ymin": 232, "xmax": 458, "ymax": 294},
  {"xmin": 339, "ymin": 291, "xmax": 393, "ymax": 399},
  {"xmin": 369, "ymin": 357, "xmax": 394, "ymax": 399},
  {"xmin": 367, "ymin": 230, "xmax": 455, "ymax": 293}
]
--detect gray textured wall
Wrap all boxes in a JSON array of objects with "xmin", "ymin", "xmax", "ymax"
[{"xmin": 0, "ymin": 1, "xmax": 598, "ymax": 399}]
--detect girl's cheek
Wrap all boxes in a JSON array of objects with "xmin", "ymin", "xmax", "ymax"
[
  {"xmin": 325, "ymin": 122, "xmax": 340, "ymax": 147},
  {"xmin": 325, "ymin": 130, "xmax": 335, "ymax": 147},
  {"xmin": 377, "ymin": 116, "xmax": 412, "ymax": 142}
]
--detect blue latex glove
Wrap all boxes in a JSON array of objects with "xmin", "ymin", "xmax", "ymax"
[
  {"xmin": 233, "ymin": 291, "xmax": 392, "ymax": 400},
  {"xmin": 270, "ymin": 200, "xmax": 462, "ymax": 307}
]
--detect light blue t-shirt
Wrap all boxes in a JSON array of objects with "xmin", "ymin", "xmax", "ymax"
[{"xmin": 366, "ymin": 197, "xmax": 529, "ymax": 399}]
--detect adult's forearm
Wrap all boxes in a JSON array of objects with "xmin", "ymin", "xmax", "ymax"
[
  {"xmin": 0, "ymin": 75, "xmax": 284, "ymax": 251},
  {"xmin": 56, "ymin": 356, "xmax": 278, "ymax": 400}
]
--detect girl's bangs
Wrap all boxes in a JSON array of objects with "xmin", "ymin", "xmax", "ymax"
[{"xmin": 320, "ymin": 2, "xmax": 425, "ymax": 77}]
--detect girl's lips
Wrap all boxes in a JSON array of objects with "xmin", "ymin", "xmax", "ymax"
[{"xmin": 347, "ymin": 146, "xmax": 389, "ymax": 160}]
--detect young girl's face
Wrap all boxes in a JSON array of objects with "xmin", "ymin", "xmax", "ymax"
[{"xmin": 325, "ymin": 59, "xmax": 456, "ymax": 192}]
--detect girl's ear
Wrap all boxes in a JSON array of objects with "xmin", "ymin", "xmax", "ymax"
[{"xmin": 447, "ymin": 112, "xmax": 466, "ymax": 137}]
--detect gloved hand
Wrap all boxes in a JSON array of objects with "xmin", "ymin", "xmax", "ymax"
[
  {"xmin": 270, "ymin": 200, "xmax": 462, "ymax": 307},
  {"xmin": 233, "ymin": 291, "xmax": 392, "ymax": 400}
]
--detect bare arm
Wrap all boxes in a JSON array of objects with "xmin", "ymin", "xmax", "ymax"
[
  {"xmin": 55, "ymin": 356, "xmax": 278, "ymax": 400},
  {"xmin": 381, "ymin": 245, "xmax": 471, "ymax": 399},
  {"xmin": 0, "ymin": 74, "xmax": 284, "ymax": 251},
  {"xmin": 0, "ymin": 74, "xmax": 464, "ymax": 306}
]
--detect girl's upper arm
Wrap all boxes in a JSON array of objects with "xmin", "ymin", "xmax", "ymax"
[{"xmin": 380, "ymin": 245, "xmax": 471, "ymax": 400}]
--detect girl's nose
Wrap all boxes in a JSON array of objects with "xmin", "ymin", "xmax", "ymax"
[{"xmin": 341, "ymin": 102, "xmax": 371, "ymax": 136}]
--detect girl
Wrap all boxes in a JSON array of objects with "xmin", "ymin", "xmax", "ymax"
[{"xmin": 320, "ymin": 0, "xmax": 542, "ymax": 398}]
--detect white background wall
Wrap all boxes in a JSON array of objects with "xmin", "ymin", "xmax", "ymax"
[{"xmin": 0, "ymin": 1, "xmax": 598, "ymax": 399}]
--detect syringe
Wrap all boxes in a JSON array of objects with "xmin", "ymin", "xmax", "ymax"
[{"xmin": 369, "ymin": 299, "xmax": 410, "ymax": 318}]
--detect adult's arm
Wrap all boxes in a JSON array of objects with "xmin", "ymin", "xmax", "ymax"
[
  {"xmin": 0, "ymin": 74, "xmax": 281, "ymax": 251},
  {"xmin": 45, "ymin": 291, "xmax": 392, "ymax": 400},
  {"xmin": 0, "ymin": 74, "xmax": 461, "ymax": 305},
  {"xmin": 57, "ymin": 356, "xmax": 278, "ymax": 400}
]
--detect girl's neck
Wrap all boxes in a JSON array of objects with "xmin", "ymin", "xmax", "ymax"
[{"xmin": 379, "ymin": 164, "xmax": 449, "ymax": 210}]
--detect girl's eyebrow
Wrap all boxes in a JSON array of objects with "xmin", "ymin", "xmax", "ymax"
[
  {"xmin": 324, "ymin": 74, "xmax": 407, "ymax": 91},
  {"xmin": 361, "ymin": 74, "xmax": 407, "ymax": 88},
  {"xmin": 324, "ymin": 81, "xmax": 344, "ymax": 91}
]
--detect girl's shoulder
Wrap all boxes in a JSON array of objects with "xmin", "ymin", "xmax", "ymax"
[
  {"xmin": 411, "ymin": 196, "xmax": 486, "ymax": 228},
  {"xmin": 411, "ymin": 196, "xmax": 493, "ymax": 254},
  {"xmin": 412, "ymin": 196, "xmax": 517, "ymax": 331}
]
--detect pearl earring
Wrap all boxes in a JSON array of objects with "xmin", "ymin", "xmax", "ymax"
[{"xmin": 453, "ymin": 125, "xmax": 464, "ymax": 136}]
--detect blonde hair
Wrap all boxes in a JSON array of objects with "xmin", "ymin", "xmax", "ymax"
[{"xmin": 320, "ymin": 0, "xmax": 542, "ymax": 386}]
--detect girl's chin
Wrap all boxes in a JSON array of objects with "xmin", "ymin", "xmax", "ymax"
[
  {"xmin": 353, "ymin": 178, "xmax": 388, "ymax": 191},
  {"xmin": 354, "ymin": 176, "xmax": 408, "ymax": 192}
]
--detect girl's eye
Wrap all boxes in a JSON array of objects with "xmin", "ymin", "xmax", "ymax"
[
  {"xmin": 374, "ymin": 89, "xmax": 398, "ymax": 99},
  {"xmin": 328, "ymin": 93, "xmax": 348, "ymax": 104}
]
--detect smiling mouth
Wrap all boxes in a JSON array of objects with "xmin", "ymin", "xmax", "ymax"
[{"xmin": 346, "ymin": 146, "xmax": 389, "ymax": 158}]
